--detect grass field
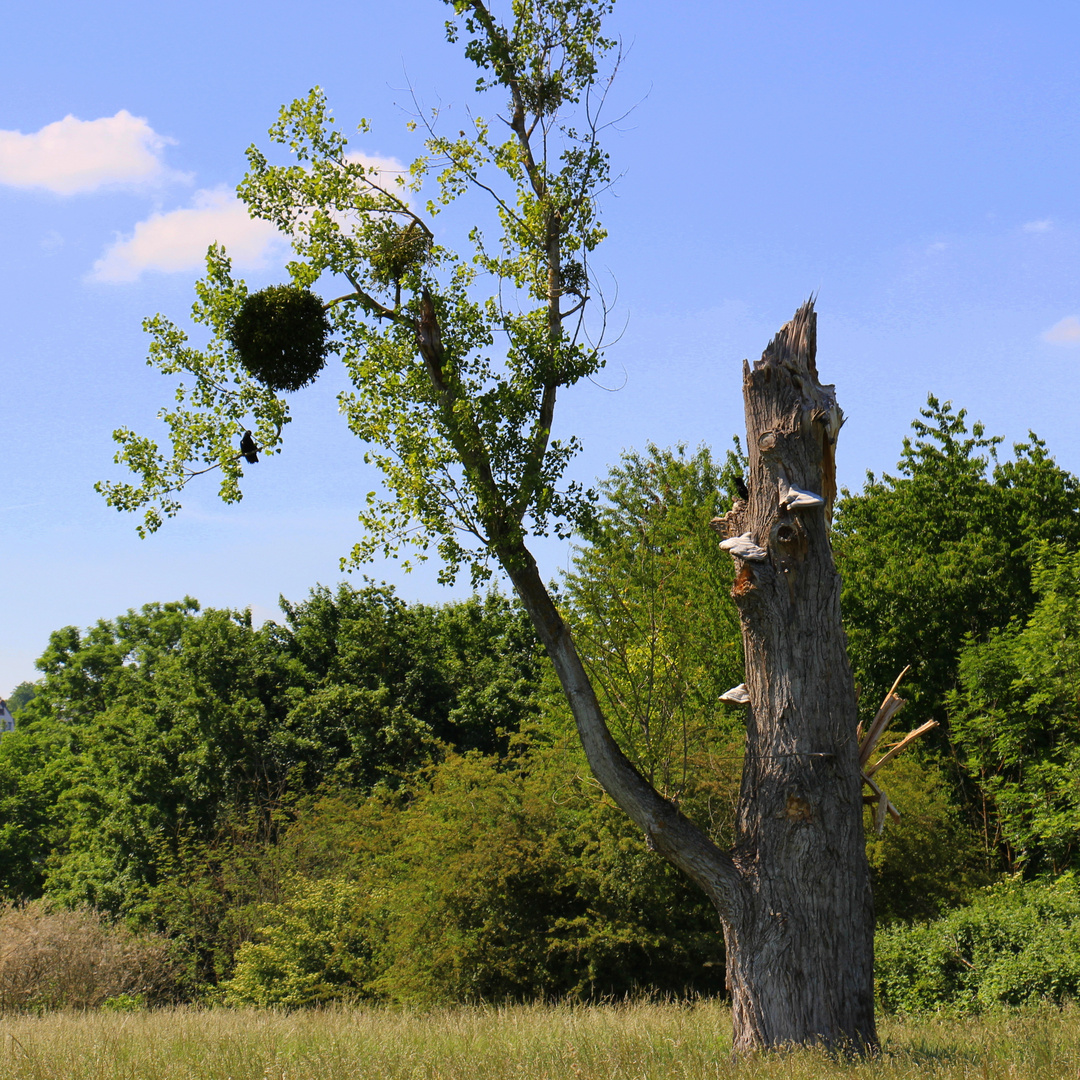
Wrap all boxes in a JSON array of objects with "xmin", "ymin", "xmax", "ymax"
[{"xmin": 0, "ymin": 1000, "xmax": 1077, "ymax": 1080}]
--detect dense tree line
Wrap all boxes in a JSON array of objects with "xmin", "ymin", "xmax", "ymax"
[
  {"xmin": 4, "ymin": 399, "xmax": 1080, "ymax": 1008},
  {"xmin": 835, "ymin": 397, "xmax": 1080, "ymax": 734},
  {"xmin": 0, "ymin": 588, "xmax": 541, "ymax": 905}
]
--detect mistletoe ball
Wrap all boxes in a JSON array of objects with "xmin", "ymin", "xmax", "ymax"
[{"xmin": 229, "ymin": 285, "xmax": 332, "ymax": 392}]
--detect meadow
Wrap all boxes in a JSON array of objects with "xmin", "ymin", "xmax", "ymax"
[{"xmin": 1, "ymin": 1001, "xmax": 1078, "ymax": 1080}]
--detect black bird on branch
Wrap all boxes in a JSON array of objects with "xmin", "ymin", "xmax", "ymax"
[
  {"xmin": 240, "ymin": 431, "xmax": 259, "ymax": 464},
  {"xmin": 734, "ymin": 475, "xmax": 749, "ymax": 501}
]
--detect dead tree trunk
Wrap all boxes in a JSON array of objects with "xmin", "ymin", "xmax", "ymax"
[
  {"xmin": 718, "ymin": 299, "xmax": 876, "ymax": 1051},
  {"xmin": 502, "ymin": 300, "xmax": 875, "ymax": 1053}
]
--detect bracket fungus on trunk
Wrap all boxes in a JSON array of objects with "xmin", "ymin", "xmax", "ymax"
[
  {"xmin": 716, "ymin": 298, "xmax": 878, "ymax": 1053},
  {"xmin": 720, "ymin": 683, "xmax": 752, "ymax": 704}
]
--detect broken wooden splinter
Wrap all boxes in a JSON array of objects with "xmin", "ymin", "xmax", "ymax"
[{"xmin": 857, "ymin": 666, "xmax": 939, "ymax": 834}]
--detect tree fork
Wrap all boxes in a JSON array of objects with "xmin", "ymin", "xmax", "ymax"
[{"xmin": 721, "ymin": 299, "xmax": 876, "ymax": 1052}]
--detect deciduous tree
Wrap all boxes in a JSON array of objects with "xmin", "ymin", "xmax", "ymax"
[
  {"xmin": 99, "ymin": 1, "xmax": 877, "ymax": 1050},
  {"xmin": 951, "ymin": 544, "xmax": 1080, "ymax": 876},
  {"xmin": 564, "ymin": 443, "xmax": 746, "ymax": 803},
  {"xmin": 4, "ymin": 586, "xmax": 544, "ymax": 917},
  {"xmin": 834, "ymin": 398, "xmax": 1080, "ymax": 731}
]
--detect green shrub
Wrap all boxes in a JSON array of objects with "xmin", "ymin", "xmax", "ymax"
[
  {"xmin": 222, "ymin": 877, "xmax": 373, "ymax": 1008},
  {"xmin": 220, "ymin": 740, "xmax": 729, "ymax": 1008},
  {"xmin": 876, "ymin": 877, "xmax": 1080, "ymax": 1013},
  {"xmin": 356, "ymin": 746, "xmax": 727, "ymax": 1005},
  {"xmin": 101, "ymin": 992, "xmax": 146, "ymax": 1012}
]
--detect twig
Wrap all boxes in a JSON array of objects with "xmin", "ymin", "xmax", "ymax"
[
  {"xmin": 856, "ymin": 667, "xmax": 939, "ymax": 833},
  {"xmin": 861, "ymin": 772, "xmax": 901, "ymax": 832},
  {"xmin": 182, "ymin": 451, "xmax": 247, "ymax": 479},
  {"xmin": 865, "ymin": 720, "xmax": 940, "ymax": 778},
  {"xmin": 858, "ymin": 665, "xmax": 911, "ymax": 767}
]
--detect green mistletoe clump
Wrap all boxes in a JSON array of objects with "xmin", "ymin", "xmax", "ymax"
[{"xmin": 229, "ymin": 284, "xmax": 332, "ymax": 392}]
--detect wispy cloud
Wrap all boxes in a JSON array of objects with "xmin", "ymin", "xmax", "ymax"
[
  {"xmin": 1023, "ymin": 219, "xmax": 1053, "ymax": 233},
  {"xmin": 88, "ymin": 151, "xmax": 409, "ymax": 283},
  {"xmin": 1041, "ymin": 316, "xmax": 1080, "ymax": 345},
  {"xmin": 0, "ymin": 111, "xmax": 187, "ymax": 195},
  {"xmin": 90, "ymin": 188, "xmax": 286, "ymax": 282},
  {"xmin": 344, "ymin": 151, "xmax": 411, "ymax": 194}
]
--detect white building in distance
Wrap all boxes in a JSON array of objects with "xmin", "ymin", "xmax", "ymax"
[{"xmin": 0, "ymin": 699, "xmax": 14, "ymax": 735}]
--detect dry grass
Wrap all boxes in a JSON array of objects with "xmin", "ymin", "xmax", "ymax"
[{"xmin": 0, "ymin": 1001, "xmax": 1078, "ymax": 1080}]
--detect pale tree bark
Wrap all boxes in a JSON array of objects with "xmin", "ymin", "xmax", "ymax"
[{"xmin": 493, "ymin": 301, "xmax": 875, "ymax": 1053}]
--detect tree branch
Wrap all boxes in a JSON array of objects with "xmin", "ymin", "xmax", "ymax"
[
  {"xmin": 502, "ymin": 540, "xmax": 747, "ymax": 918},
  {"xmin": 511, "ymin": 379, "xmax": 558, "ymax": 522},
  {"xmin": 414, "ymin": 288, "xmax": 512, "ymax": 537},
  {"xmin": 339, "ymin": 276, "xmax": 409, "ymax": 324},
  {"xmin": 466, "ymin": 1, "xmax": 546, "ymax": 199}
]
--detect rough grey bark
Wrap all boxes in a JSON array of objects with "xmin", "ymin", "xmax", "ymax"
[
  {"xmin": 719, "ymin": 300, "xmax": 876, "ymax": 1051},
  {"xmin": 498, "ymin": 300, "xmax": 876, "ymax": 1053}
]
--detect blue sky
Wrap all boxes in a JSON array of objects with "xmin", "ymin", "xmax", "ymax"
[{"xmin": 3, "ymin": 0, "xmax": 1079, "ymax": 695}]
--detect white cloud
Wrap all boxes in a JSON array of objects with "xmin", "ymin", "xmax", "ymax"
[
  {"xmin": 90, "ymin": 187, "xmax": 286, "ymax": 283},
  {"xmin": 0, "ymin": 111, "xmax": 186, "ymax": 195},
  {"xmin": 1041, "ymin": 315, "xmax": 1080, "ymax": 345},
  {"xmin": 336, "ymin": 152, "xmax": 416, "ymax": 223},
  {"xmin": 1023, "ymin": 219, "xmax": 1053, "ymax": 233},
  {"xmin": 345, "ymin": 151, "xmax": 411, "ymax": 192},
  {"xmin": 89, "ymin": 151, "xmax": 411, "ymax": 282}
]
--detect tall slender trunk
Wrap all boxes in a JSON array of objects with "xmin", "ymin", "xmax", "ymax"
[{"xmin": 498, "ymin": 541, "xmax": 747, "ymax": 915}]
